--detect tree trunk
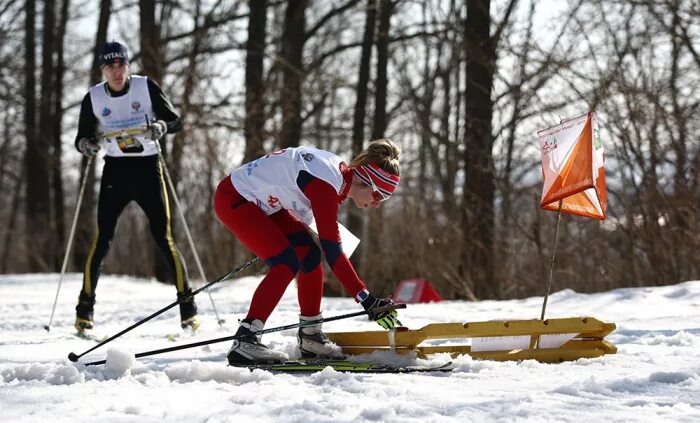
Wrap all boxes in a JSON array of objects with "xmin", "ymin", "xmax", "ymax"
[
  {"xmin": 370, "ymin": 0, "xmax": 392, "ymax": 141},
  {"xmin": 39, "ymin": 0, "xmax": 56, "ymax": 237},
  {"xmin": 2, "ymin": 176, "xmax": 24, "ymax": 272},
  {"xmin": 39, "ymin": 0, "xmax": 57, "ymax": 269},
  {"xmin": 243, "ymin": 0, "xmax": 268, "ymax": 163},
  {"xmin": 462, "ymin": 0, "xmax": 496, "ymax": 299},
  {"xmin": 74, "ymin": 0, "xmax": 111, "ymax": 271},
  {"xmin": 171, "ymin": 0, "xmax": 204, "ymax": 187},
  {"xmin": 499, "ymin": 1, "xmax": 532, "ymax": 230},
  {"xmin": 139, "ymin": 0, "xmax": 169, "ymax": 283},
  {"xmin": 668, "ymin": 5, "xmax": 693, "ymax": 280},
  {"xmin": 279, "ymin": 0, "xmax": 306, "ymax": 149},
  {"xmin": 52, "ymin": 0, "xmax": 70, "ymax": 270},
  {"xmin": 25, "ymin": 0, "xmax": 52, "ymax": 271},
  {"xmin": 0, "ymin": 109, "xmax": 10, "ymax": 194},
  {"xmin": 363, "ymin": 0, "xmax": 393, "ymax": 293},
  {"xmin": 347, "ymin": 0, "xmax": 377, "ymax": 272},
  {"xmin": 139, "ymin": 0, "xmax": 163, "ymax": 85}
]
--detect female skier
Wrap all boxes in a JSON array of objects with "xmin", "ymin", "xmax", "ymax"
[{"xmin": 214, "ymin": 139, "xmax": 401, "ymax": 364}]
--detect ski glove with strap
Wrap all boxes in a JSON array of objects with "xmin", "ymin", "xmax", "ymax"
[
  {"xmin": 149, "ymin": 120, "xmax": 167, "ymax": 140},
  {"xmin": 361, "ymin": 293, "xmax": 400, "ymax": 330},
  {"xmin": 77, "ymin": 137, "xmax": 100, "ymax": 156}
]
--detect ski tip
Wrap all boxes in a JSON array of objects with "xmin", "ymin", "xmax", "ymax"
[{"xmin": 68, "ymin": 352, "xmax": 79, "ymax": 362}]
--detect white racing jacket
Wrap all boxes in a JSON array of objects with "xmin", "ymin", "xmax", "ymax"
[
  {"xmin": 89, "ymin": 75, "xmax": 159, "ymax": 157},
  {"xmin": 230, "ymin": 147, "xmax": 347, "ymax": 227}
]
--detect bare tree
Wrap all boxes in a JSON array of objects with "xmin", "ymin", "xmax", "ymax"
[
  {"xmin": 171, "ymin": 0, "xmax": 206, "ymax": 187},
  {"xmin": 51, "ymin": 0, "xmax": 70, "ymax": 269},
  {"xmin": 25, "ymin": 0, "xmax": 52, "ymax": 270},
  {"xmin": 346, "ymin": 0, "xmax": 377, "ymax": 270},
  {"xmin": 243, "ymin": 0, "xmax": 268, "ymax": 163},
  {"xmin": 38, "ymin": 0, "xmax": 57, "ymax": 269},
  {"xmin": 74, "ymin": 0, "xmax": 111, "ymax": 271},
  {"xmin": 461, "ymin": 0, "xmax": 496, "ymax": 299},
  {"xmin": 279, "ymin": 0, "xmax": 307, "ymax": 148},
  {"xmin": 361, "ymin": 0, "xmax": 395, "ymax": 293},
  {"xmin": 460, "ymin": 0, "xmax": 517, "ymax": 299},
  {"xmin": 139, "ymin": 0, "xmax": 163, "ymax": 84}
]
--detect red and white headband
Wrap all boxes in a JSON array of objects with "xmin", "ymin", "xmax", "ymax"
[{"xmin": 352, "ymin": 163, "xmax": 400, "ymax": 201}]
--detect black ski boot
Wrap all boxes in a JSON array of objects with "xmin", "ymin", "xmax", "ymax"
[
  {"xmin": 227, "ymin": 319, "xmax": 288, "ymax": 365},
  {"xmin": 177, "ymin": 288, "xmax": 200, "ymax": 330},
  {"xmin": 75, "ymin": 291, "xmax": 95, "ymax": 333}
]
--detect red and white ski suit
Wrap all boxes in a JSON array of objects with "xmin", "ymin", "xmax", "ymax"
[{"xmin": 214, "ymin": 147, "xmax": 366, "ymax": 322}]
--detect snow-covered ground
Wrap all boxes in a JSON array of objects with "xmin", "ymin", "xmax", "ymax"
[{"xmin": 0, "ymin": 272, "xmax": 698, "ymax": 422}]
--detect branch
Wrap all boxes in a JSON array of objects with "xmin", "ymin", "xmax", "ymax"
[
  {"xmin": 304, "ymin": 0, "xmax": 361, "ymax": 42},
  {"xmin": 491, "ymin": 0, "xmax": 519, "ymax": 51}
]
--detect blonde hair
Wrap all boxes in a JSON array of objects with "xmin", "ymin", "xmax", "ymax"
[{"xmin": 349, "ymin": 138, "xmax": 400, "ymax": 176}]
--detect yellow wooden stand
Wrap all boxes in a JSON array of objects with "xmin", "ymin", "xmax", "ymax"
[{"xmin": 326, "ymin": 317, "xmax": 617, "ymax": 363}]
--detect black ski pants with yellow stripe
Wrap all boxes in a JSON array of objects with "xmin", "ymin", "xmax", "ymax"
[{"xmin": 80, "ymin": 155, "xmax": 189, "ymax": 298}]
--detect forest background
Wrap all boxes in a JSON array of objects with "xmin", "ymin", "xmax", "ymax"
[{"xmin": 0, "ymin": 0, "xmax": 698, "ymax": 301}]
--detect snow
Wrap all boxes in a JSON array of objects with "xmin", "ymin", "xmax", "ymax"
[{"xmin": 1, "ymin": 273, "xmax": 699, "ymax": 422}]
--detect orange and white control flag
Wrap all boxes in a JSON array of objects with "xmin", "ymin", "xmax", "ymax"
[{"xmin": 536, "ymin": 112, "xmax": 606, "ymax": 220}]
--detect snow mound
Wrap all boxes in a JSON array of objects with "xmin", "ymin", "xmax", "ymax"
[
  {"xmin": 104, "ymin": 348, "xmax": 136, "ymax": 375},
  {"xmin": 2, "ymin": 362, "xmax": 84, "ymax": 385}
]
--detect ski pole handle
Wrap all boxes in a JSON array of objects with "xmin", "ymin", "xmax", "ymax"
[{"xmin": 366, "ymin": 303, "xmax": 405, "ymax": 315}]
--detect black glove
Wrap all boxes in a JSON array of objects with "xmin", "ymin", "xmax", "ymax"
[
  {"xmin": 77, "ymin": 137, "xmax": 100, "ymax": 156},
  {"xmin": 149, "ymin": 120, "xmax": 167, "ymax": 140},
  {"xmin": 361, "ymin": 293, "xmax": 400, "ymax": 330}
]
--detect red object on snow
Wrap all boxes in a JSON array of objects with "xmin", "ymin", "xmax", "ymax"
[{"xmin": 393, "ymin": 279, "xmax": 442, "ymax": 303}]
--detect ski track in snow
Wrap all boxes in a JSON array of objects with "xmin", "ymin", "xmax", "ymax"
[{"xmin": 1, "ymin": 274, "xmax": 699, "ymax": 422}]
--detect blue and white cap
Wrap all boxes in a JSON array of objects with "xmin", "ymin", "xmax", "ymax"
[{"xmin": 98, "ymin": 41, "xmax": 129, "ymax": 68}]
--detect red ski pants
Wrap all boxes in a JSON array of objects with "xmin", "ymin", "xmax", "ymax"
[{"xmin": 213, "ymin": 177, "xmax": 323, "ymax": 322}]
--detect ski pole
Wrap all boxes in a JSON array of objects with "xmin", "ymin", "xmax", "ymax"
[
  {"xmin": 44, "ymin": 155, "xmax": 95, "ymax": 332},
  {"xmin": 540, "ymin": 200, "xmax": 563, "ymax": 322},
  {"xmin": 79, "ymin": 304, "xmax": 406, "ymax": 366},
  {"xmin": 158, "ymin": 152, "xmax": 224, "ymax": 326},
  {"xmin": 67, "ymin": 257, "xmax": 259, "ymax": 362}
]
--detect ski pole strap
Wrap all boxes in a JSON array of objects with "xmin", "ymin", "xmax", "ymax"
[{"xmin": 82, "ymin": 303, "xmax": 407, "ymax": 366}]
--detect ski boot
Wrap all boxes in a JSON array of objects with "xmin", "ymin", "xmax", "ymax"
[
  {"xmin": 227, "ymin": 319, "xmax": 288, "ymax": 365},
  {"xmin": 75, "ymin": 291, "xmax": 95, "ymax": 333},
  {"xmin": 178, "ymin": 288, "xmax": 200, "ymax": 330},
  {"xmin": 297, "ymin": 313, "xmax": 345, "ymax": 359}
]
